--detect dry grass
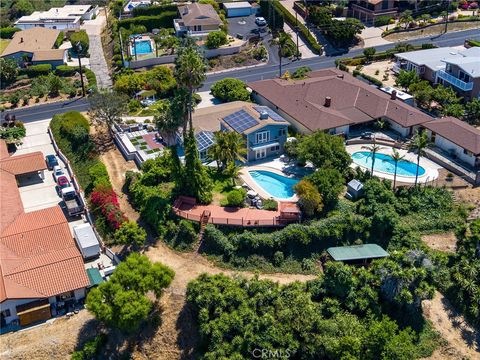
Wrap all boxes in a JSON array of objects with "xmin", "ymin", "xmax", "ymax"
[{"xmin": 384, "ymin": 22, "xmax": 480, "ymax": 42}]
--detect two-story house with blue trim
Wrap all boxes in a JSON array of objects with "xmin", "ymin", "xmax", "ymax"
[{"xmin": 187, "ymin": 101, "xmax": 289, "ymax": 163}]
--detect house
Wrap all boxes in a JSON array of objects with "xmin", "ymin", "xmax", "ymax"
[
  {"xmin": 223, "ymin": 2, "xmax": 254, "ymax": 18},
  {"xmin": 327, "ymin": 244, "xmax": 389, "ymax": 265},
  {"xmin": 174, "ymin": 3, "xmax": 222, "ymax": 38},
  {"xmin": 248, "ymin": 68, "xmax": 433, "ymax": 138},
  {"xmin": 393, "ymin": 47, "xmax": 480, "ymax": 100},
  {"xmin": 0, "ymin": 140, "xmax": 89, "ymax": 328},
  {"xmin": 187, "ymin": 101, "xmax": 289, "ymax": 162},
  {"xmin": 1, "ymin": 28, "xmax": 67, "ymax": 68},
  {"xmin": 423, "ymin": 117, "xmax": 480, "ymax": 169},
  {"xmin": 14, "ymin": 5, "xmax": 98, "ymax": 30},
  {"xmin": 349, "ymin": 0, "xmax": 398, "ymax": 25}
]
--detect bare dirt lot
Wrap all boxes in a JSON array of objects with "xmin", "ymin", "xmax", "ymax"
[
  {"xmin": 421, "ymin": 232, "xmax": 457, "ymax": 253},
  {"xmin": 423, "ymin": 291, "xmax": 480, "ymax": 360},
  {"xmin": 384, "ymin": 22, "xmax": 480, "ymax": 42}
]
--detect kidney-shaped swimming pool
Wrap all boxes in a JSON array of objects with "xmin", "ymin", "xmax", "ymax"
[{"xmin": 249, "ymin": 170, "xmax": 299, "ymax": 199}]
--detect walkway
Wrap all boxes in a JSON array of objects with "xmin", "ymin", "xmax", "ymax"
[
  {"xmin": 283, "ymin": 22, "xmax": 316, "ymax": 59},
  {"xmin": 81, "ymin": 9, "xmax": 112, "ymax": 89}
]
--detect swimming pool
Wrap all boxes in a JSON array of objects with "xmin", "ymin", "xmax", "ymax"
[
  {"xmin": 352, "ymin": 151, "xmax": 425, "ymax": 177},
  {"xmin": 131, "ymin": 39, "xmax": 152, "ymax": 55},
  {"xmin": 249, "ymin": 170, "xmax": 299, "ymax": 199}
]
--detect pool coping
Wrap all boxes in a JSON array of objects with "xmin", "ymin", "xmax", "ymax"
[
  {"xmin": 346, "ymin": 144, "xmax": 440, "ymax": 184},
  {"xmin": 239, "ymin": 165, "xmax": 299, "ymax": 202}
]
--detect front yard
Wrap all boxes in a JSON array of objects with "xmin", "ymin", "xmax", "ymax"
[{"xmin": 347, "ymin": 59, "xmax": 396, "ymax": 87}]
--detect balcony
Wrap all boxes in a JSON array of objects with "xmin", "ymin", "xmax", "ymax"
[{"xmin": 437, "ymin": 70, "xmax": 474, "ymax": 92}]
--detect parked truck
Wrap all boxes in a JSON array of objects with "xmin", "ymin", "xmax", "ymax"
[{"xmin": 61, "ymin": 187, "xmax": 84, "ymax": 216}]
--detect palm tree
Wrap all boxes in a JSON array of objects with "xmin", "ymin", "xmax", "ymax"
[
  {"xmin": 361, "ymin": 142, "xmax": 384, "ymax": 176},
  {"xmin": 269, "ymin": 32, "xmax": 292, "ymax": 78},
  {"xmin": 174, "ymin": 44, "xmax": 207, "ymax": 132},
  {"xmin": 391, "ymin": 148, "xmax": 405, "ymax": 189},
  {"xmin": 409, "ymin": 129, "xmax": 430, "ymax": 186},
  {"xmin": 208, "ymin": 131, "xmax": 246, "ymax": 170},
  {"xmin": 154, "ymin": 101, "xmax": 182, "ymax": 146}
]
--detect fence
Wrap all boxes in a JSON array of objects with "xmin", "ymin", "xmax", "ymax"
[{"xmin": 173, "ymin": 208, "xmax": 284, "ymax": 227}]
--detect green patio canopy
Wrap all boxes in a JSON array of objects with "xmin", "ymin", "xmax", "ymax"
[
  {"xmin": 86, "ymin": 267, "xmax": 104, "ymax": 287},
  {"xmin": 327, "ymin": 244, "xmax": 389, "ymax": 262}
]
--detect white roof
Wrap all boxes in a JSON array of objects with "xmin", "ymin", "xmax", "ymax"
[
  {"xmin": 73, "ymin": 223, "xmax": 99, "ymax": 249},
  {"xmin": 348, "ymin": 179, "xmax": 363, "ymax": 191},
  {"xmin": 380, "ymin": 86, "xmax": 413, "ymax": 100},
  {"xmin": 15, "ymin": 5, "xmax": 91, "ymax": 23},
  {"xmin": 223, "ymin": 1, "xmax": 252, "ymax": 9}
]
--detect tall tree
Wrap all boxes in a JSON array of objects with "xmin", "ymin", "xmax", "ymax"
[
  {"xmin": 154, "ymin": 99, "xmax": 183, "ymax": 146},
  {"xmin": 409, "ymin": 129, "xmax": 429, "ymax": 186},
  {"xmin": 174, "ymin": 44, "xmax": 207, "ymax": 132},
  {"xmin": 361, "ymin": 142, "xmax": 385, "ymax": 176},
  {"xmin": 88, "ymin": 90, "xmax": 129, "ymax": 139},
  {"xmin": 269, "ymin": 32, "xmax": 293, "ymax": 78},
  {"xmin": 391, "ymin": 148, "xmax": 405, "ymax": 189}
]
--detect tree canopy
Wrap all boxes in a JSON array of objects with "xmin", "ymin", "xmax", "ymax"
[{"xmin": 211, "ymin": 78, "xmax": 250, "ymax": 103}]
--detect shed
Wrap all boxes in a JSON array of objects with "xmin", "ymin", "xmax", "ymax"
[
  {"xmin": 327, "ymin": 244, "xmax": 389, "ymax": 265},
  {"xmin": 346, "ymin": 179, "xmax": 364, "ymax": 200},
  {"xmin": 73, "ymin": 223, "xmax": 101, "ymax": 260},
  {"xmin": 223, "ymin": 2, "xmax": 253, "ymax": 17}
]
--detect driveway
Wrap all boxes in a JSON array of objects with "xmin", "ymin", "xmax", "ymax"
[
  {"xmin": 81, "ymin": 9, "xmax": 112, "ymax": 89},
  {"xmin": 227, "ymin": 14, "xmax": 266, "ymax": 39}
]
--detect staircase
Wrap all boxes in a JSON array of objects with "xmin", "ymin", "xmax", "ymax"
[{"xmin": 196, "ymin": 210, "xmax": 211, "ymax": 252}]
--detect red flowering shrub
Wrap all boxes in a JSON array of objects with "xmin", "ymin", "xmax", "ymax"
[{"xmin": 90, "ymin": 184, "xmax": 126, "ymax": 230}]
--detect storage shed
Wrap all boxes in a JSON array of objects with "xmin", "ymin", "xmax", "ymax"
[
  {"xmin": 73, "ymin": 223, "xmax": 101, "ymax": 260},
  {"xmin": 327, "ymin": 244, "xmax": 389, "ymax": 265},
  {"xmin": 346, "ymin": 179, "xmax": 364, "ymax": 200},
  {"xmin": 223, "ymin": 2, "xmax": 253, "ymax": 17}
]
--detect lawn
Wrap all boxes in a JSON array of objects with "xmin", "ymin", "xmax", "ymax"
[{"xmin": 0, "ymin": 39, "xmax": 10, "ymax": 55}]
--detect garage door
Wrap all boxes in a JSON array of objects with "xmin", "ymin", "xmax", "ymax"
[
  {"xmin": 17, "ymin": 303, "xmax": 51, "ymax": 326},
  {"xmin": 227, "ymin": 8, "xmax": 252, "ymax": 17}
]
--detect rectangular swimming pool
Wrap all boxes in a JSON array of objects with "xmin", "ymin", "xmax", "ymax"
[{"xmin": 131, "ymin": 40, "xmax": 152, "ymax": 55}]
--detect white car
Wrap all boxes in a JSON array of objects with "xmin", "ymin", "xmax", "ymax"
[
  {"xmin": 255, "ymin": 17, "xmax": 267, "ymax": 26},
  {"xmin": 53, "ymin": 165, "xmax": 65, "ymax": 182}
]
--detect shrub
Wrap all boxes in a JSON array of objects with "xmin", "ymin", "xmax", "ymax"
[
  {"xmin": 205, "ymin": 30, "xmax": 228, "ymax": 49},
  {"xmin": 89, "ymin": 162, "xmax": 110, "ymax": 188},
  {"xmin": 211, "ymin": 78, "xmax": 250, "ymax": 102},
  {"xmin": 226, "ymin": 189, "xmax": 246, "ymax": 207},
  {"xmin": 0, "ymin": 27, "xmax": 20, "ymax": 39},
  {"xmin": 0, "ymin": 58, "xmax": 18, "ymax": 86},
  {"xmin": 21, "ymin": 64, "xmax": 52, "ymax": 77},
  {"xmin": 172, "ymin": 220, "xmax": 197, "ymax": 250},
  {"xmin": 292, "ymin": 66, "xmax": 312, "ymax": 79},
  {"xmin": 263, "ymin": 199, "xmax": 278, "ymax": 211},
  {"xmin": 55, "ymin": 65, "xmax": 79, "ymax": 77},
  {"xmin": 55, "ymin": 31, "xmax": 64, "ymax": 48},
  {"xmin": 69, "ymin": 30, "xmax": 89, "ymax": 55},
  {"xmin": 374, "ymin": 15, "xmax": 393, "ymax": 27},
  {"xmin": 114, "ymin": 221, "xmax": 147, "ymax": 247},
  {"xmin": 90, "ymin": 184, "xmax": 126, "ymax": 230},
  {"xmin": 294, "ymin": 180, "xmax": 323, "ymax": 217}
]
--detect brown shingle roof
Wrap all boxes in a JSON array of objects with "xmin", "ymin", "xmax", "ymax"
[
  {"xmin": 178, "ymin": 3, "xmax": 222, "ymax": 27},
  {"xmin": 32, "ymin": 49, "xmax": 66, "ymax": 62},
  {"xmin": 1, "ymin": 28, "xmax": 60, "ymax": 57},
  {"xmin": 423, "ymin": 117, "xmax": 480, "ymax": 155},
  {"xmin": 248, "ymin": 68, "xmax": 433, "ymax": 132}
]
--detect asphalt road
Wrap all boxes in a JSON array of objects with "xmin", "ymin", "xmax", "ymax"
[{"xmin": 2, "ymin": 28, "xmax": 479, "ymax": 123}]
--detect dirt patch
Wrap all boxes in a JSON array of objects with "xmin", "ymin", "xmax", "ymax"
[
  {"xmin": 0, "ymin": 310, "xmax": 98, "ymax": 360},
  {"xmin": 384, "ymin": 22, "xmax": 480, "ymax": 42},
  {"xmin": 422, "ymin": 291, "xmax": 480, "ymax": 360},
  {"xmin": 347, "ymin": 59, "xmax": 397, "ymax": 87},
  {"xmin": 421, "ymin": 233, "xmax": 457, "ymax": 253}
]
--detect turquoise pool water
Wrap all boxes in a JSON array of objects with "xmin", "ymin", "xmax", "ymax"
[
  {"xmin": 352, "ymin": 151, "xmax": 425, "ymax": 177},
  {"xmin": 249, "ymin": 170, "xmax": 299, "ymax": 199},
  {"xmin": 131, "ymin": 40, "xmax": 152, "ymax": 55}
]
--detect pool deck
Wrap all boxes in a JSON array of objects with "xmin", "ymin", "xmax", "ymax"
[
  {"xmin": 239, "ymin": 165, "xmax": 299, "ymax": 202},
  {"xmin": 346, "ymin": 144, "xmax": 440, "ymax": 184}
]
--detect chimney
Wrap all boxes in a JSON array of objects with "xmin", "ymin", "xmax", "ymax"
[
  {"xmin": 391, "ymin": 90, "xmax": 397, "ymax": 100},
  {"xmin": 20, "ymin": 37, "xmax": 23, "ymax": 43},
  {"xmin": 259, "ymin": 111, "xmax": 269, "ymax": 120},
  {"xmin": 324, "ymin": 96, "xmax": 332, "ymax": 107}
]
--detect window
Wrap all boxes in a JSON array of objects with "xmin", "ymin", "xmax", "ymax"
[
  {"xmin": 464, "ymin": 149, "xmax": 473, "ymax": 156},
  {"xmin": 256, "ymin": 131, "xmax": 270, "ymax": 144},
  {"xmin": 271, "ymin": 145, "xmax": 280, "ymax": 151},
  {"xmin": 1, "ymin": 309, "xmax": 11, "ymax": 317},
  {"xmin": 256, "ymin": 148, "xmax": 266, "ymax": 159},
  {"xmin": 279, "ymin": 128, "xmax": 286, "ymax": 137}
]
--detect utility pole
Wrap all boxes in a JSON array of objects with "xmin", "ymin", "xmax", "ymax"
[
  {"xmin": 76, "ymin": 42, "xmax": 86, "ymax": 97},
  {"xmin": 445, "ymin": 0, "xmax": 450, "ymax": 33},
  {"xmin": 295, "ymin": 11, "xmax": 300, "ymax": 60}
]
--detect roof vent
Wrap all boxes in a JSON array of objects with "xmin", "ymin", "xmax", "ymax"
[
  {"xmin": 324, "ymin": 96, "xmax": 332, "ymax": 107},
  {"xmin": 259, "ymin": 111, "xmax": 269, "ymax": 120},
  {"xmin": 337, "ymin": 74, "xmax": 344, "ymax": 79},
  {"xmin": 391, "ymin": 90, "xmax": 397, "ymax": 100}
]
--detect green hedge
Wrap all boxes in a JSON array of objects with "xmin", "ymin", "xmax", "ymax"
[
  {"xmin": 131, "ymin": 3, "xmax": 177, "ymax": 16},
  {"xmin": 273, "ymin": 0, "xmax": 323, "ymax": 54},
  {"xmin": 55, "ymin": 65, "xmax": 78, "ymax": 77},
  {"xmin": 85, "ymin": 69, "xmax": 97, "ymax": 89},
  {"xmin": 374, "ymin": 15, "xmax": 393, "ymax": 27},
  {"xmin": 0, "ymin": 27, "xmax": 20, "ymax": 39},
  {"xmin": 352, "ymin": 70, "xmax": 383, "ymax": 87},
  {"xmin": 467, "ymin": 39, "xmax": 480, "ymax": 47},
  {"xmin": 55, "ymin": 31, "xmax": 64, "ymax": 48},
  {"xmin": 20, "ymin": 64, "xmax": 52, "ymax": 77},
  {"xmin": 118, "ymin": 12, "xmax": 177, "ymax": 31}
]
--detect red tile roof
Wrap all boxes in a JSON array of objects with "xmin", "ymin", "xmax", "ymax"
[
  {"xmin": 0, "ymin": 140, "xmax": 89, "ymax": 303},
  {"xmin": 248, "ymin": 68, "xmax": 433, "ymax": 132},
  {"xmin": 423, "ymin": 117, "xmax": 480, "ymax": 155}
]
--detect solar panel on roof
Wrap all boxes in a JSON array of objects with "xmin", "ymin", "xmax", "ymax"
[
  {"xmin": 253, "ymin": 106, "xmax": 285, "ymax": 121},
  {"xmin": 223, "ymin": 110, "xmax": 259, "ymax": 133},
  {"xmin": 196, "ymin": 131, "xmax": 215, "ymax": 152}
]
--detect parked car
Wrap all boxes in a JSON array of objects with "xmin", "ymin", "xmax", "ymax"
[
  {"xmin": 61, "ymin": 187, "xmax": 84, "ymax": 216},
  {"xmin": 57, "ymin": 175, "xmax": 70, "ymax": 189},
  {"xmin": 53, "ymin": 166, "xmax": 65, "ymax": 182},
  {"xmin": 45, "ymin": 154, "xmax": 59, "ymax": 170},
  {"xmin": 255, "ymin": 17, "xmax": 267, "ymax": 26}
]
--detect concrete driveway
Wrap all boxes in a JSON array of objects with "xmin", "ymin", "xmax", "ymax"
[
  {"xmin": 228, "ymin": 14, "xmax": 266, "ymax": 39},
  {"xmin": 13, "ymin": 120, "xmax": 68, "ymax": 213}
]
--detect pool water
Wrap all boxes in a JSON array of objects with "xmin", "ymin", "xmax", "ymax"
[
  {"xmin": 352, "ymin": 151, "xmax": 425, "ymax": 177},
  {"xmin": 132, "ymin": 40, "xmax": 152, "ymax": 55},
  {"xmin": 249, "ymin": 170, "xmax": 299, "ymax": 199}
]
